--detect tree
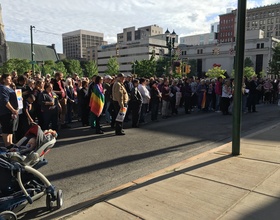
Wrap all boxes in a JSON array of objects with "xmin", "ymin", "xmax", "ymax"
[
  {"xmin": 42, "ymin": 60, "xmax": 56, "ymax": 76},
  {"xmin": 132, "ymin": 56, "xmax": 157, "ymax": 78},
  {"xmin": 231, "ymin": 66, "xmax": 256, "ymax": 79},
  {"xmin": 244, "ymin": 57, "xmax": 254, "ymax": 67},
  {"xmin": 54, "ymin": 61, "xmax": 67, "ymax": 74},
  {"xmin": 268, "ymin": 42, "xmax": 280, "ymax": 76},
  {"xmin": 1, "ymin": 59, "xmax": 32, "ymax": 75},
  {"xmin": 205, "ymin": 66, "xmax": 226, "ymax": 79},
  {"xmin": 62, "ymin": 59, "xmax": 82, "ymax": 76},
  {"xmin": 155, "ymin": 57, "xmax": 169, "ymax": 77},
  {"xmin": 84, "ymin": 61, "xmax": 98, "ymax": 78},
  {"xmin": 105, "ymin": 56, "xmax": 119, "ymax": 75}
]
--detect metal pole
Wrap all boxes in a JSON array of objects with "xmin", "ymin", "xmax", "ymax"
[
  {"xmin": 232, "ymin": 0, "xmax": 247, "ymax": 156},
  {"xmin": 30, "ymin": 25, "xmax": 35, "ymax": 75}
]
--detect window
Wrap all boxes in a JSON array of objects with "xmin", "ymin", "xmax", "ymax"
[
  {"xmin": 261, "ymin": 43, "xmax": 264, "ymax": 48},
  {"xmin": 257, "ymin": 43, "xmax": 260, "ymax": 49}
]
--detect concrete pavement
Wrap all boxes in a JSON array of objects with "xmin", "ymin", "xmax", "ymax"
[{"xmin": 60, "ymin": 122, "xmax": 280, "ymax": 220}]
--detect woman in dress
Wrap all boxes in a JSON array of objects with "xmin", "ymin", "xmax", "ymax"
[{"xmin": 0, "ymin": 73, "xmax": 18, "ymax": 147}]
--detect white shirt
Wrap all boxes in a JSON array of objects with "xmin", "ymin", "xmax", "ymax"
[{"xmin": 138, "ymin": 84, "xmax": 151, "ymax": 104}]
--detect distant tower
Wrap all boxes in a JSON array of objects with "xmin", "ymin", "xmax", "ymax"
[{"xmin": 0, "ymin": 4, "xmax": 7, "ymax": 64}]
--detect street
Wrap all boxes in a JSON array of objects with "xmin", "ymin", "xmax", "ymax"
[{"xmin": 16, "ymin": 103, "xmax": 280, "ymax": 219}]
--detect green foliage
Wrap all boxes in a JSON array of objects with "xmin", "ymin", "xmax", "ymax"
[
  {"xmin": 244, "ymin": 67, "xmax": 256, "ymax": 79},
  {"xmin": 132, "ymin": 56, "xmax": 156, "ymax": 78},
  {"xmin": 155, "ymin": 57, "xmax": 168, "ymax": 77},
  {"xmin": 42, "ymin": 60, "xmax": 56, "ymax": 76},
  {"xmin": 244, "ymin": 57, "xmax": 254, "ymax": 67},
  {"xmin": 105, "ymin": 56, "xmax": 119, "ymax": 76},
  {"xmin": 205, "ymin": 66, "xmax": 226, "ymax": 79},
  {"xmin": 84, "ymin": 61, "xmax": 98, "ymax": 78},
  {"xmin": 54, "ymin": 61, "xmax": 67, "ymax": 75},
  {"xmin": 231, "ymin": 66, "xmax": 256, "ymax": 79},
  {"xmin": 61, "ymin": 59, "xmax": 82, "ymax": 76},
  {"xmin": 1, "ymin": 58, "xmax": 32, "ymax": 75},
  {"xmin": 268, "ymin": 42, "xmax": 280, "ymax": 76}
]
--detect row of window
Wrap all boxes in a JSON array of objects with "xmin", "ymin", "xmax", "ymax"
[
  {"xmin": 247, "ymin": 9, "xmax": 280, "ymax": 20},
  {"xmin": 220, "ymin": 32, "xmax": 234, "ymax": 37},
  {"xmin": 220, "ymin": 18, "xmax": 234, "ymax": 24},
  {"xmin": 179, "ymin": 43, "xmax": 266, "ymax": 56}
]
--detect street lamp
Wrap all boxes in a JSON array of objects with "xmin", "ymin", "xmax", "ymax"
[
  {"xmin": 165, "ymin": 29, "xmax": 176, "ymax": 74},
  {"xmin": 30, "ymin": 25, "xmax": 35, "ymax": 76}
]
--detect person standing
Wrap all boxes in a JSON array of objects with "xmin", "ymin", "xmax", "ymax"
[
  {"xmin": 129, "ymin": 79, "xmax": 143, "ymax": 128},
  {"xmin": 39, "ymin": 83, "xmax": 61, "ymax": 131},
  {"xmin": 220, "ymin": 79, "xmax": 232, "ymax": 115},
  {"xmin": 89, "ymin": 76, "xmax": 105, "ymax": 134},
  {"xmin": 0, "ymin": 74, "xmax": 18, "ymax": 147},
  {"xmin": 161, "ymin": 78, "xmax": 171, "ymax": 119},
  {"xmin": 103, "ymin": 75, "xmax": 113, "ymax": 124},
  {"xmin": 182, "ymin": 78, "xmax": 192, "ymax": 114},
  {"xmin": 78, "ymin": 80, "xmax": 90, "ymax": 127},
  {"xmin": 248, "ymin": 75, "xmax": 258, "ymax": 113},
  {"xmin": 52, "ymin": 72, "xmax": 69, "ymax": 129},
  {"xmin": 65, "ymin": 78, "xmax": 75, "ymax": 124},
  {"xmin": 138, "ymin": 78, "xmax": 150, "ymax": 123},
  {"xmin": 150, "ymin": 81, "xmax": 161, "ymax": 121},
  {"xmin": 215, "ymin": 77, "xmax": 223, "ymax": 112},
  {"xmin": 112, "ymin": 73, "xmax": 129, "ymax": 135}
]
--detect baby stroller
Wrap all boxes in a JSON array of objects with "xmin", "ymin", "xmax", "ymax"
[{"xmin": 0, "ymin": 125, "xmax": 63, "ymax": 220}]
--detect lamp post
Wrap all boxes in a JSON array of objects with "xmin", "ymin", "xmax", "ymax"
[
  {"xmin": 165, "ymin": 29, "xmax": 176, "ymax": 74},
  {"xmin": 30, "ymin": 25, "xmax": 35, "ymax": 75}
]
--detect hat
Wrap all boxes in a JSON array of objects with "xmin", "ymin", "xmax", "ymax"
[
  {"xmin": 105, "ymin": 75, "xmax": 113, "ymax": 80},
  {"xmin": 117, "ymin": 73, "xmax": 125, "ymax": 78}
]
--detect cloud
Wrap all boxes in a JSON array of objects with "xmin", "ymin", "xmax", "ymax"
[{"xmin": 0, "ymin": 0, "xmax": 277, "ymax": 53}]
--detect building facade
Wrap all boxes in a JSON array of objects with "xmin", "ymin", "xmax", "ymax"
[
  {"xmin": 117, "ymin": 25, "xmax": 163, "ymax": 43},
  {"xmin": 179, "ymin": 30, "xmax": 280, "ymax": 77},
  {"xmin": 62, "ymin": 29, "xmax": 106, "ymax": 60},
  {"xmin": 246, "ymin": 3, "xmax": 280, "ymax": 39},
  {"xmin": 180, "ymin": 32, "xmax": 218, "ymax": 46},
  {"xmin": 97, "ymin": 26, "xmax": 178, "ymax": 75},
  {"xmin": 219, "ymin": 10, "xmax": 236, "ymax": 43}
]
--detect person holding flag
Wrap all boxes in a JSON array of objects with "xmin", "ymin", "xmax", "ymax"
[{"xmin": 89, "ymin": 76, "xmax": 105, "ymax": 134}]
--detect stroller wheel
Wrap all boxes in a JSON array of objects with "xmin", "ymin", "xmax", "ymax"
[
  {"xmin": 0, "ymin": 211, "xmax": 17, "ymax": 220},
  {"xmin": 56, "ymin": 189, "xmax": 63, "ymax": 209}
]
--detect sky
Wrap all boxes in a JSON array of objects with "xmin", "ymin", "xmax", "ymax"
[{"xmin": 1, "ymin": 0, "xmax": 279, "ymax": 53}]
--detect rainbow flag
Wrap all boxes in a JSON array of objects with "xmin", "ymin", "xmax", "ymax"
[{"xmin": 89, "ymin": 84, "xmax": 105, "ymax": 117}]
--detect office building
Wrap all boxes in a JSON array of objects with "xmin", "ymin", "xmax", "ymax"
[
  {"xmin": 97, "ymin": 25, "xmax": 178, "ymax": 75},
  {"xmin": 62, "ymin": 29, "xmax": 105, "ymax": 60}
]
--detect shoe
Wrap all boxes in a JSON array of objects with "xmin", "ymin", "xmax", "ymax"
[
  {"xmin": 252, "ymin": 110, "xmax": 258, "ymax": 113},
  {"xmin": 132, "ymin": 125, "xmax": 139, "ymax": 128},
  {"xmin": 115, "ymin": 132, "xmax": 125, "ymax": 135},
  {"xmin": 96, "ymin": 130, "xmax": 104, "ymax": 134}
]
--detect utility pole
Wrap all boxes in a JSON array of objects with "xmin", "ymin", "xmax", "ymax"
[
  {"xmin": 30, "ymin": 25, "xmax": 35, "ymax": 76},
  {"xmin": 232, "ymin": 0, "xmax": 247, "ymax": 155}
]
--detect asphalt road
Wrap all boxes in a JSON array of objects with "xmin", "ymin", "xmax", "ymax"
[{"xmin": 15, "ymin": 103, "xmax": 280, "ymax": 220}]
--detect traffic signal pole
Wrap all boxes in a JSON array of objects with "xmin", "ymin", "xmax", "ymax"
[{"xmin": 232, "ymin": 0, "xmax": 247, "ymax": 156}]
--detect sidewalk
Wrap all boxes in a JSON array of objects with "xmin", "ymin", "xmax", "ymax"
[{"xmin": 61, "ymin": 122, "xmax": 280, "ymax": 220}]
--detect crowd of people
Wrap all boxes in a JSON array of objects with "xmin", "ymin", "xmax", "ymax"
[{"xmin": 0, "ymin": 70, "xmax": 280, "ymax": 147}]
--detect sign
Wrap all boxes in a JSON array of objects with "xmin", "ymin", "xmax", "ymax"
[
  {"xmin": 115, "ymin": 107, "xmax": 127, "ymax": 122},
  {"xmin": 15, "ymin": 89, "xmax": 23, "ymax": 110}
]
